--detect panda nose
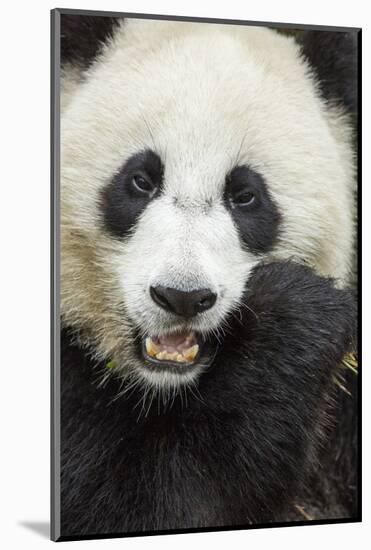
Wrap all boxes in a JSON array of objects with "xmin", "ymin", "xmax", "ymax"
[{"xmin": 150, "ymin": 286, "xmax": 217, "ymax": 318}]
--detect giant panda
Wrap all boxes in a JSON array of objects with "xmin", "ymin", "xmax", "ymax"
[{"xmin": 58, "ymin": 14, "xmax": 358, "ymax": 538}]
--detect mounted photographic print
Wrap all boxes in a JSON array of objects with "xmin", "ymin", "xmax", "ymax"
[{"xmin": 51, "ymin": 8, "xmax": 361, "ymax": 541}]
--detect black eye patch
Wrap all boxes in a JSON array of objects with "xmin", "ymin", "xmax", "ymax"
[
  {"xmin": 224, "ymin": 166, "xmax": 281, "ymax": 254},
  {"xmin": 101, "ymin": 149, "xmax": 164, "ymax": 239}
]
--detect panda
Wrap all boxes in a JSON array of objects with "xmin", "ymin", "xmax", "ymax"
[{"xmin": 58, "ymin": 14, "xmax": 358, "ymax": 538}]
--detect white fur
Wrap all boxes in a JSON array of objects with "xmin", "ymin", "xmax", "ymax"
[{"xmin": 61, "ymin": 21, "xmax": 355, "ymax": 389}]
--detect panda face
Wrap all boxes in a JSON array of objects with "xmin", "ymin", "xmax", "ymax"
[
  {"xmin": 101, "ymin": 149, "xmax": 281, "ymax": 325},
  {"xmin": 99, "ymin": 146, "xmax": 280, "ymax": 382},
  {"xmin": 61, "ymin": 20, "xmax": 355, "ymax": 391}
]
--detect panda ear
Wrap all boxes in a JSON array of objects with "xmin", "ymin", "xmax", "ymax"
[
  {"xmin": 60, "ymin": 14, "xmax": 122, "ymax": 68},
  {"xmin": 297, "ymin": 30, "xmax": 359, "ymax": 114}
]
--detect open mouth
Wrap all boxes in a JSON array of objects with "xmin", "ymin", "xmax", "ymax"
[{"xmin": 141, "ymin": 330, "xmax": 210, "ymax": 372}]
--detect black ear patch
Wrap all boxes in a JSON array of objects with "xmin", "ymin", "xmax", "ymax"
[
  {"xmin": 298, "ymin": 31, "xmax": 358, "ymax": 114},
  {"xmin": 60, "ymin": 14, "xmax": 122, "ymax": 68}
]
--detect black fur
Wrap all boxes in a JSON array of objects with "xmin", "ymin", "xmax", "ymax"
[
  {"xmin": 101, "ymin": 150, "xmax": 164, "ymax": 239},
  {"xmin": 61, "ymin": 14, "xmax": 122, "ymax": 68},
  {"xmin": 298, "ymin": 30, "xmax": 358, "ymax": 114},
  {"xmin": 60, "ymin": 261, "xmax": 357, "ymax": 536},
  {"xmin": 224, "ymin": 166, "xmax": 281, "ymax": 253}
]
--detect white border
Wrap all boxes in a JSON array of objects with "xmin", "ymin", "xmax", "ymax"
[{"xmin": 1, "ymin": 1, "xmax": 368, "ymax": 548}]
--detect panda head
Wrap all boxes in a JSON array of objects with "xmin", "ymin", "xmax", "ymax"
[{"xmin": 60, "ymin": 16, "xmax": 357, "ymax": 391}]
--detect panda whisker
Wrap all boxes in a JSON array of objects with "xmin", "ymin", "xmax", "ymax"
[
  {"xmin": 168, "ymin": 384, "xmax": 178, "ymax": 411},
  {"xmin": 111, "ymin": 374, "xmax": 142, "ymax": 404},
  {"xmin": 237, "ymin": 301, "xmax": 259, "ymax": 321},
  {"xmin": 183, "ymin": 385, "xmax": 189, "ymax": 409},
  {"xmin": 134, "ymin": 384, "xmax": 152, "ymax": 421},
  {"xmin": 187, "ymin": 381, "xmax": 206, "ymax": 407},
  {"xmin": 208, "ymin": 326, "xmax": 223, "ymax": 346},
  {"xmin": 140, "ymin": 113, "xmax": 158, "ymax": 153},
  {"xmin": 232, "ymin": 132, "xmax": 248, "ymax": 169}
]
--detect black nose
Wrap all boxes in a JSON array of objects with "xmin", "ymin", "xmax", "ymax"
[{"xmin": 150, "ymin": 286, "xmax": 217, "ymax": 318}]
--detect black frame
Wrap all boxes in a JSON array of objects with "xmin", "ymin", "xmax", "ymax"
[{"xmin": 51, "ymin": 8, "xmax": 362, "ymax": 542}]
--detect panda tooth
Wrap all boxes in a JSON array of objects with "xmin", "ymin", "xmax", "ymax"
[
  {"xmin": 145, "ymin": 337, "xmax": 160, "ymax": 357},
  {"xmin": 149, "ymin": 341, "xmax": 199, "ymax": 363},
  {"xmin": 183, "ymin": 344, "xmax": 199, "ymax": 362}
]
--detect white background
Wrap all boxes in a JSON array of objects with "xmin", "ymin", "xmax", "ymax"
[{"xmin": 0, "ymin": 0, "xmax": 369, "ymax": 548}]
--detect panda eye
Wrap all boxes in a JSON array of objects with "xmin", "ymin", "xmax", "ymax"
[
  {"xmin": 131, "ymin": 174, "xmax": 156, "ymax": 196},
  {"xmin": 232, "ymin": 191, "xmax": 255, "ymax": 207},
  {"xmin": 226, "ymin": 169, "xmax": 257, "ymax": 209}
]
